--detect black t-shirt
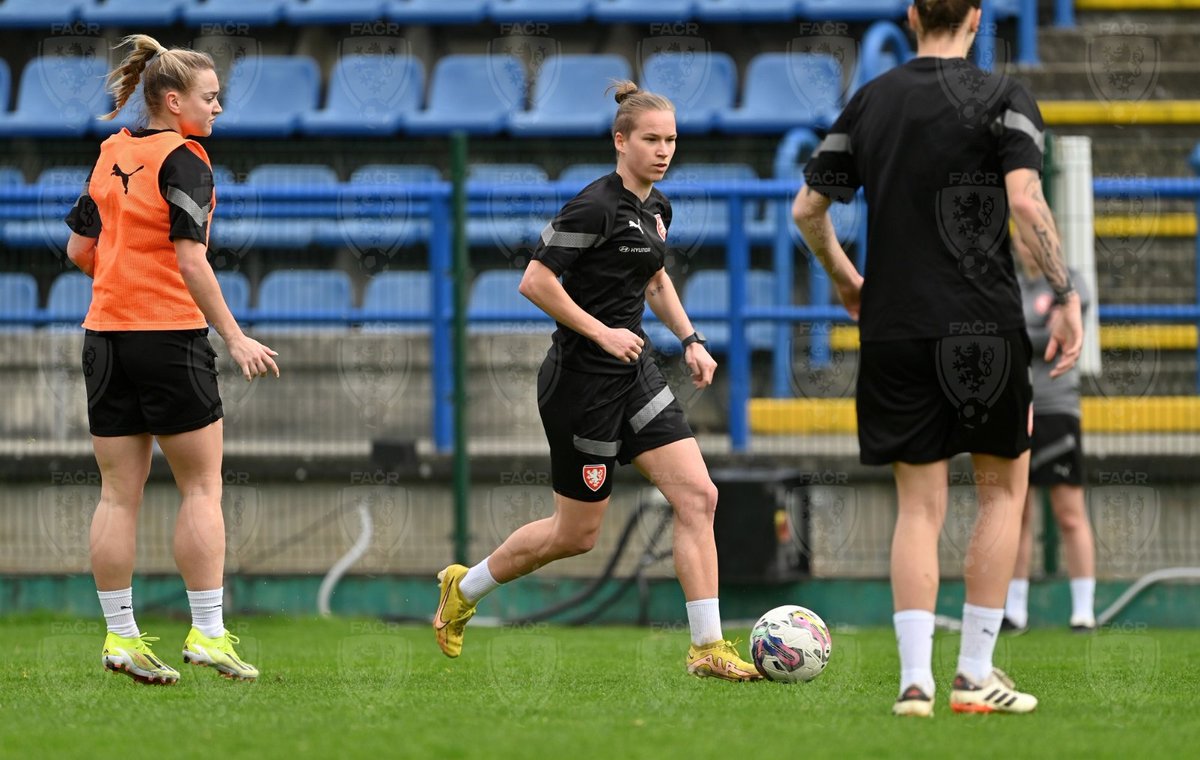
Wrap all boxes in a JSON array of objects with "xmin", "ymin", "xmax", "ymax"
[
  {"xmin": 804, "ymin": 57, "xmax": 1045, "ymax": 341},
  {"xmin": 66, "ymin": 128, "xmax": 213, "ymax": 244},
  {"xmin": 532, "ymin": 172, "xmax": 672, "ymax": 374}
]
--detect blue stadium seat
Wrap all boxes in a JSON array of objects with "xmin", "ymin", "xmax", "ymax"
[
  {"xmin": 300, "ymin": 55, "xmax": 424, "ymax": 136},
  {"xmin": 642, "ymin": 308, "xmax": 681, "ymax": 355},
  {"xmin": 215, "ymin": 271, "xmax": 251, "ymax": 316},
  {"xmin": 467, "ymin": 164, "xmax": 551, "ymax": 249},
  {"xmin": 717, "ymin": 53, "xmax": 842, "ymax": 133},
  {"xmin": 351, "ymin": 164, "xmax": 441, "ymax": 184},
  {"xmin": 593, "ymin": 0, "xmax": 693, "ymax": 22},
  {"xmin": 245, "ymin": 164, "xmax": 340, "ymax": 186},
  {"xmin": 467, "ymin": 270, "xmax": 547, "ymax": 333},
  {"xmin": 641, "ymin": 51, "xmax": 735, "ymax": 134},
  {"xmin": 556, "ymin": 164, "xmax": 613, "ymax": 192},
  {"xmin": 0, "ymin": 57, "xmax": 112, "ymax": 137},
  {"xmin": 0, "ymin": 0, "xmax": 81, "ymax": 27},
  {"xmin": 0, "ymin": 166, "xmax": 24, "ymax": 186},
  {"xmin": 92, "ymin": 81, "xmax": 145, "ymax": 137},
  {"xmin": 285, "ymin": 0, "xmax": 386, "ymax": 23},
  {"xmin": 46, "ymin": 272, "xmax": 93, "ymax": 326},
  {"xmin": 661, "ymin": 163, "xmax": 759, "ymax": 251},
  {"xmin": 182, "ymin": 0, "xmax": 286, "ymax": 25},
  {"xmin": 0, "ymin": 59, "xmax": 9, "ymax": 114},
  {"xmin": 0, "ymin": 273, "xmax": 38, "ymax": 328},
  {"xmin": 696, "ymin": 0, "xmax": 797, "ymax": 21},
  {"xmin": 405, "ymin": 55, "xmax": 524, "ymax": 136},
  {"xmin": 256, "ymin": 270, "xmax": 353, "ymax": 330},
  {"xmin": 82, "ymin": 0, "xmax": 185, "ymax": 26},
  {"xmin": 683, "ymin": 269, "xmax": 776, "ymax": 352},
  {"xmin": 212, "ymin": 57, "xmax": 320, "ymax": 138},
  {"xmin": 361, "ymin": 271, "xmax": 431, "ymax": 332},
  {"xmin": 386, "ymin": 0, "xmax": 486, "ymax": 23},
  {"xmin": 801, "ymin": 0, "xmax": 909, "ymax": 21},
  {"xmin": 509, "ymin": 55, "xmax": 631, "ymax": 137},
  {"xmin": 488, "ymin": 0, "xmax": 592, "ymax": 23}
]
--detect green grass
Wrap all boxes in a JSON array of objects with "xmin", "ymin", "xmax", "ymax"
[{"xmin": 2, "ymin": 615, "xmax": 1198, "ymax": 759}]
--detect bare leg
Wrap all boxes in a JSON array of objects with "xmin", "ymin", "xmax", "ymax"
[
  {"xmin": 1050, "ymin": 484, "xmax": 1094, "ymax": 579},
  {"xmin": 633, "ymin": 438, "xmax": 719, "ymax": 601},
  {"xmin": 891, "ymin": 460, "xmax": 949, "ymax": 611},
  {"xmin": 964, "ymin": 452, "xmax": 1030, "ymax": 608},
  {"xmin": 1013, "ymin": 488, "xmax": 1037, "ymax": 580},
  {"xmin": 157, "ymin": 421, "xmax": 225, "ymax": 591},
  {"xmin": 90, "ymin": 434, "xmax": 154, "ymax": 590},
  {"xmin": 486, "ymin": 495, "xmax": 608, "ymax": 583}
]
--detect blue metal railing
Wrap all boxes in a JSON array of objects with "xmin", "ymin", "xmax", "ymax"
[{"xmin": 3, "ymin": 167, "xmax": 1198, "ymax": 450}]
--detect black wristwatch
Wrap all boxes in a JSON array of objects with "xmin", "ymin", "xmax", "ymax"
[{"xmin": 681, "ymin": 331, "xmax": 707, "ymax": 350}]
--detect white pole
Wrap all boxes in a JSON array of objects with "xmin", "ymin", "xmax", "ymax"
[{"xmin": 1051, "ymin": 135, "xmax": 1101, "ymax": 376}]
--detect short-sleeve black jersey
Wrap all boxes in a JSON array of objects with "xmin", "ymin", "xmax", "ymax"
[
  {"xmin": 804, "ymin": 58, "xmax": 1046, "ymax": 341},
  {"xmin": 532, "ymin": 172, "xmax": 672, "ymax": 374},
  {"xmin": 66, "ymin": 128, "xmax": 213, "ymax": 243}
]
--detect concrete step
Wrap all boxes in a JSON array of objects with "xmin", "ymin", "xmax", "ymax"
[
  {"xmin": 1014, "ymin": 64, "xmax": 1200, "ymax": 101},
  {"xmin": 1037, "ymin": 23, "xmax": 1200, "ymax": 66}
]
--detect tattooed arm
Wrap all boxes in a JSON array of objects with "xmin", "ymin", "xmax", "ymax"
[
  {"xmin": 792, "ymin": 185, "xmax": 863, "ymax": 321},
  {"xmin": 1006, "ymin": 167, "xmax": 1083, "ymax": 377}
]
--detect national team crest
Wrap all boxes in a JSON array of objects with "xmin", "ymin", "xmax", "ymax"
[
  {"xmin": 654, "ymin": 212, "xmax": 667, "ymax": 242},
  {"xmin": 935, "ymin": 184, "xmax": 1008, "ymax": 279},
  {"xmin": 1086, "ymin": 35, "xmax": 1161, "ymax": 104},
  {"xmin": 582, "ymin": 464, "xmax": 607, "ymax": 493},
  {"xmin": 935, "ymin": 334, "xmax": 1012, "ymax": 428}
]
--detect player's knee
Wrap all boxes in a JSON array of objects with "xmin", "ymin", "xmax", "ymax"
[
  {"xmin": 561, "ymin": 526, "xmax": 600, "ymax": 556},
  {"xmin": 676, "ymin": 481, "xmax": 718, "ymax": 525}
]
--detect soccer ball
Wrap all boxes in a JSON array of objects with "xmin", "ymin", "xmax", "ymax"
[{"xmin": 750, "ymin": 605, "xmax": 832, "ymax": 683}]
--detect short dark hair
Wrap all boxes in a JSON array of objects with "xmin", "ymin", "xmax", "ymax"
[{"xmin": 914, "ymin": 0, "xmax": 982, "ymax": 35}]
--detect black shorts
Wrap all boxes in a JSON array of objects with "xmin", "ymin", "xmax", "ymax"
[
  {"xmin": 856, "ymin": 329, "xmax": 1033, "ymax": 465},
  {"xmin": 84, "ymin": 329, "xmax": 224, "ymax": 437},
  {"xmin": 537, "ymin": 356, "xmax": 694, "ymax": 502},
  {"xmin": 1029, "ymin": 413, "xmax": 1084, "ymax": 486}
]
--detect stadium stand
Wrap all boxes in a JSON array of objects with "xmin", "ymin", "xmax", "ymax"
[
  {"xmin": 385, "ymin": 0, "xmax": 488, "ymax": 23},
  {"xmin": 0, "ymin": 273, "xmax": 38, "ymax": 329},
  {"xmin": 0, "ymin": 57, "xmax": 110, "ymax": 137},
  {"xmin": 360, "ymin": 270, "xmax": 431, "ymax": 332},
  {"xmin": 45, "ymin": 272, "xmax": 93, "ymax": 325},
  {"xmin": 640, "ymin": 52, "xmax": 737, "ymax": 135},
  {"xmin": 466, "ymin": 269, "xmax": 547, "ymax": 333},
  {"xmin": 181, "ymin": 0, "xmax": 288, "ymax": 26},
  {"xmin": 0, "ymin": 0, "xmax": 81, "ymax": 27},
  {"xmin": 487, "ymin": 0, "xmax": 594, "ymax": 23},
  {"xmin": 717, "ymin": 53, "xmax": 842, "ymax": 133},
  {"xmin": 215, "ymin": 270, "xmax": 252, "ymax": 317},
  {"xmin": 695, "ymin": 0, "xmax": 799, "ymax": 22},
  {"xmin": 255, "ymin": 269, "xmax": 354, "ymax": 330},
  {"xmin": 81, "ymin": 0, "xmax": 185, "ymax": 26},
  {"xmin": 509, "ymin": 54, "xmax": 631, "ymax": 137},
  {"xmin": 592, "ymin": 0, "xmax": 695, "ymax": 23},
  {"xmin": 284, "ymin": 0, "xmax": 387, "ymax": 24},
  {"xmin": 213, "ymin": 56, "xmax": 321, "ymax": 138},
  {"xmin": 683, "ymin": 269, "xmax": 777, "ymax": 352},
  {"xmin": 299, "ymin": 54, "xmax": 424, "ymax": 136},
  {"xmin": 404, "ymin": 55, "xmax": 524, "ymax": 136}
]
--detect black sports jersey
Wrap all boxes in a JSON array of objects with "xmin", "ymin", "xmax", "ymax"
[
  {"xmin": 66, "ymin": 128, "xmax": 214, "ymax": 244},
  {"xmin": 804, "ymin": 57, "xmax": 1045, "ymax": 342},
  {"xmin": 532, "ymin": 172, "xmax": 672, "ymax": 375}
]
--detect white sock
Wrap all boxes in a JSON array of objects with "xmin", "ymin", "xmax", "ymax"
[
  {"xmin": 459, "ymin": 557, "xmax": 500, "ymax": 604},
  {"xmin": 1070, "ymin": 577, "xmax": 1096, "ymax": 622},
  {"xmin": 187, "ymin": 588, "xmax": 225, "ymax": 638},
  {"xmin": 893, "ymin": 609, "xmax": 935, "ymax": 697},
  {"xmin": 97, "ymin": 587, "xmax": 139, "ymax": 638},
  {"xmin": 1005, "ymin": 578, "xmax": 1029, "ymax": 628},
  {"xmin": 685, "ymin": 598, "xmax": 723, "ymax": 646},
  {"xmin": 957, "ymin": 603, "xmax": 1004, "ymax": 683}
]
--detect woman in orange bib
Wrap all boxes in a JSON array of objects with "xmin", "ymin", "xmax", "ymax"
[{"xmin": 64, "ymin": 34, "xmax": 276, "ymax": 685}]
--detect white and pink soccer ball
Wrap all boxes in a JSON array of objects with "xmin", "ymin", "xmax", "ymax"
[{"xmin": 750, "ymin": 605, "xmax": 832, "ymax": 683}]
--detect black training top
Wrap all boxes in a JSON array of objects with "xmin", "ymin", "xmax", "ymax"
[
  {"xmin": 804, "ymin": 57, "xmax": 1045, "ymax": 342},
  {"xmin": 531, "ymin": 172, "xmax": 672, "ymax": 375},
  {"xmin": 66, "ymin": 128, "xmax": 213, "ymax": 244}
]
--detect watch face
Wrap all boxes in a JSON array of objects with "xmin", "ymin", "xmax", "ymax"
[{"xmin": 694, "ymin": 331, "xmax": 706, "ymax": 343}]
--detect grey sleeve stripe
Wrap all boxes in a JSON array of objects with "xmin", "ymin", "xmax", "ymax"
[
  {"xmin": 629, "ymin": 386, "xmax": 675, "ymax": 434},
  {"xmin": 1003, "ymin": 109, "xmax": 1045, "ymax": 154},
  {"xmin": 573, "ymin": 435, "xmax": 621, "ymax": 458},
  {"xmin": 1029, "ymin": 433, "xmax": 1077, "ymax": 471},
  {"xmin": 813, "ymin": 133, "xmax": 852, "ymax": 157},
  {"xmin": 540, "ymin": 222, "xmax": 598, "ymax": 249},
  {"xmin": 166, "ymin": 186, "xmax": 212, "ymax": 229}
]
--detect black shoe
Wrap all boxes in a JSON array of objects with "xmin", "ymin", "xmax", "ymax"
[{"xmin": 1000, "ymin": 616, "xmax": 1028, "ymax": 635}]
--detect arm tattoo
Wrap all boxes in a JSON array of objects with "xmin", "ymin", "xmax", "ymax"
[{"xmin": 1023, "ymin": 177, "xmax": 1072, "ymax": 295}]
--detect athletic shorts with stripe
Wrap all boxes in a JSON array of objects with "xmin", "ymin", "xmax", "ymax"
[
  {"xmin": 1029, "ymin": 413, "xmax": 1084, "ymax": 486},
  {"xmin": 856, "ymin": 329, "xmax": 1033, "ymax": 465},
  {"xmin": 84, "ymin": 329, "xmax": 223, "ymax": 437},
  {"xmin": 537, "ymin": 355, "xmax": 694, "ymax": 502}
]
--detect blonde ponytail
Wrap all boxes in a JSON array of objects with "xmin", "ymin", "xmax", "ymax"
[{"xmin": 101, "ymin": 34, "xmax": 215, "ymax": 123}]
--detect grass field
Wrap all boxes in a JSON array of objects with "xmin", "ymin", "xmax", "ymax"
[{"xmin": 3, "ymin": 614, "xmax": 1198, "ymax": 759}]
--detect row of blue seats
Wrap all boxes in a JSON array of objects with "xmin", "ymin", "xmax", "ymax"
[
  {"xmin": 0, "ymin": 51, "xmax": 844, "ymax": 137},
  {"xmin": 0, "ymin": 1, "xmax": 945, "ymax": 28},
  {"xmin": 0, "ymin": 269, "xmax": 780, "ymax": 350},
  {"xmin": 0, "ymin": 162, "xmax": 863, "ymax": 252}
]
